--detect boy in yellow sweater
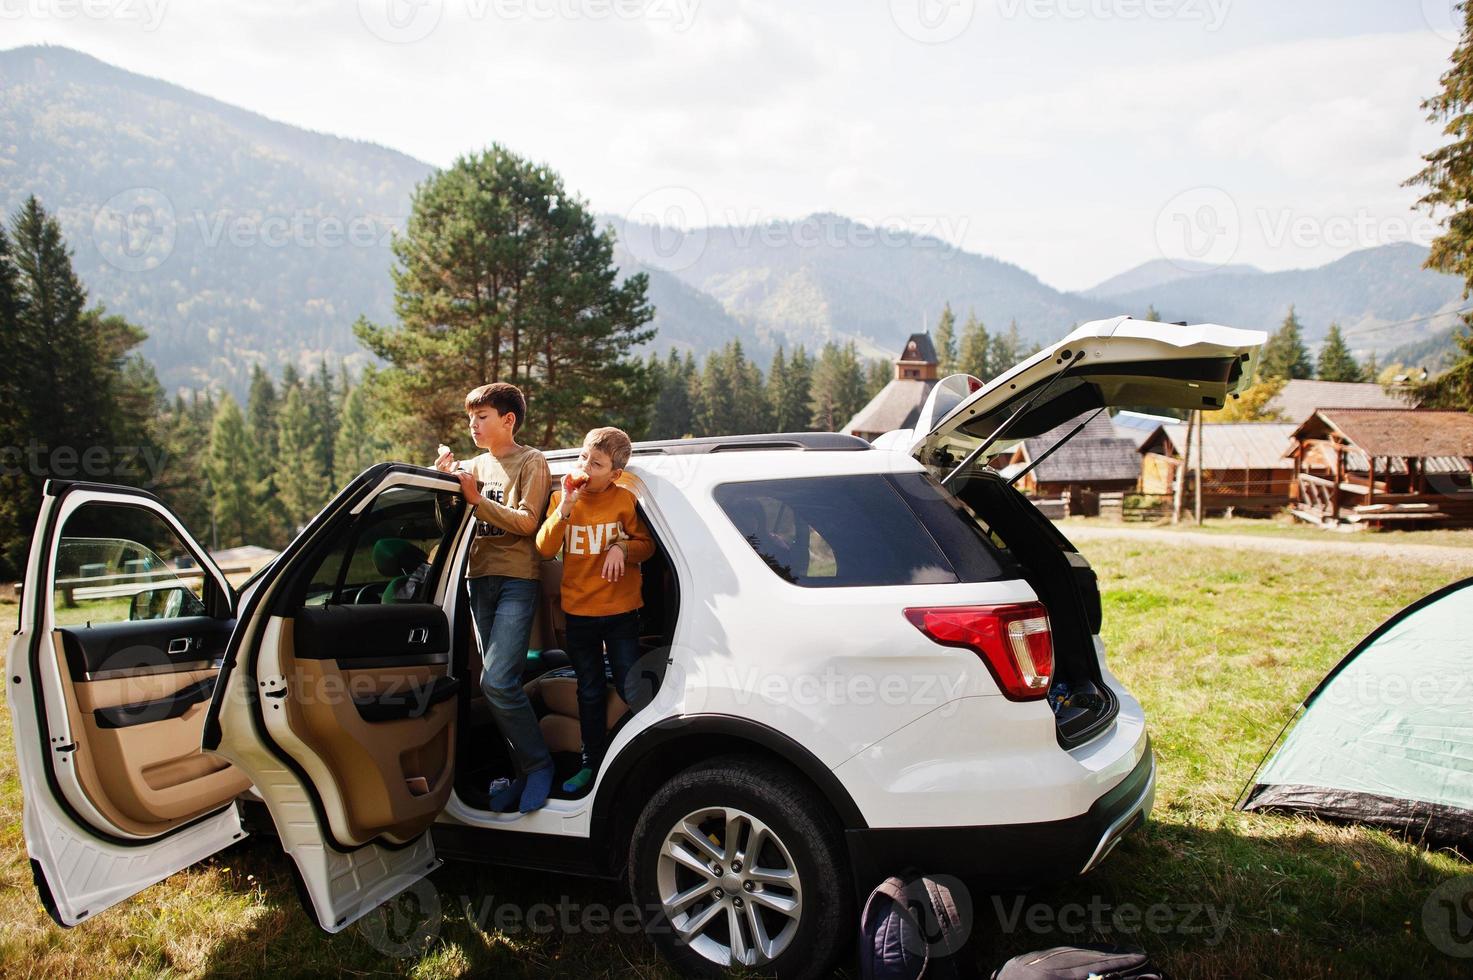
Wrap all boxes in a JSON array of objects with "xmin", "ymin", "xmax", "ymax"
[{"xmin": 535, "ymin": 426, "xmax": 654, "ymax": 794}]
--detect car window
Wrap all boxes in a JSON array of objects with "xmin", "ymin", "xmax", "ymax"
[
  {"xmin": 52, "ymin": 503, "xmax": 211, "ymax": 627},
  {"xmin": 295, "ymin": 485, "xmax": 465, "ymax": 607},
  {"xmin": 714, "ymin": 473, "xmax": 1006, "ymax": 588}
]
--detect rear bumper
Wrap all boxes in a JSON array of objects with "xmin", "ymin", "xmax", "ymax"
[{"xmin": 844, "ymin": 738, "xmax": 1155, "ymax": 895}]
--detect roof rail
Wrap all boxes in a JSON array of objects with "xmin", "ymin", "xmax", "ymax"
[{"xmin": 544, "ymin": 432, "xmax": 872, "ymax": 460}]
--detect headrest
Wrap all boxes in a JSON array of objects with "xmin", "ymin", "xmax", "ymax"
[{"xmin": 372, "ymin": 538, "xmax": 428, "ymax": 578}]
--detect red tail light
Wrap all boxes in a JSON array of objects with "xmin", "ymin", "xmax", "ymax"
[{"xmin": 904, "ymin": 603, "xmax": 1054, "ymax": 700}]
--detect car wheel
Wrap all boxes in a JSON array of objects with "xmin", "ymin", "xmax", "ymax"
[{"xmin": 628, "ymin": 755, "xmax": 852, "ymax": 978}]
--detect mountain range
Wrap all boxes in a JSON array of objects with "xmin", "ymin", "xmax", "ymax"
[{"xmin": 1, "ymin": 44, "xmax": 1466, "ymax": 396}]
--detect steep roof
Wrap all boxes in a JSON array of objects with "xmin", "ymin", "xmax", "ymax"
[
  {"xmin": 842, "ymin": 378, "xmax": 938, "ymax": 437},
  {"xmin": 1265, "ymin": 380, "xmax": 1414, "ymax": 423},
  {"xmin": 1019, "ymin": 412, "xmax": 1141, "ymax": 483},
  {"xmin": 1142, "ymin": 422, "xmax": 1298, "ymax": 470},
  {"xmin": 1291, "ymin": 409, "xmax": 1473, "ymax": 459},
  {"xmin": 897, "ymin": 332, "xmax": 938, "ymax": 364}
]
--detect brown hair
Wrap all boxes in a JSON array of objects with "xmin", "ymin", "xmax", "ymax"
[
  {"xmin": 465, "ymin": 383, "xmax": 527, "ymax": 432},
  {"xmin": 585, "ymin": 426, "xmax": 633, "ymax": 470}
]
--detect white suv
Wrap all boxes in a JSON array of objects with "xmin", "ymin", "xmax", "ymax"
[{"xmin": 8, "ymin": 316, "xmax": 1262, "ymax": 977}]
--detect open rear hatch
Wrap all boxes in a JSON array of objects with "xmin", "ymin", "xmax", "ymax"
[{"xmin": 910, "ymin": 316, "xmax": 1264, "ymax": 745}]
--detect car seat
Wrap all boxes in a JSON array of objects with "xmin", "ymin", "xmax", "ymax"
[{"xmin": 371, "ymin": 538, "xmax": 430, "ymax": 603}]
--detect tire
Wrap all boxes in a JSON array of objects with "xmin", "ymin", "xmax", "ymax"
[{"xmin": 627, "ymin": 754, "xmax": 853, "ymax": 979}]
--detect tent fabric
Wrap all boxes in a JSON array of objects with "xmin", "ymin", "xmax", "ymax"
[{"xmin": 1239, "ymin": 577, "xmax": 1473, "ymax": 852}]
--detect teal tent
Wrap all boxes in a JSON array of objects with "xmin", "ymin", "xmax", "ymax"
[{"xmin": 1239, "ymin": 577, "xmax": 1473, "ymax": 853}]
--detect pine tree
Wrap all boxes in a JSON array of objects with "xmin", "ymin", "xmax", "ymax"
[
  {"xmin": 355, "ymin": 145, "xmax": 654, "ymax": 453},
  {"xmin": 1260, "ymin": 306, "xmax": 1315, "ymax": 380},
  {"xmin": 771, "ymin": 346, "xmax": 813, "ymax": 432},
  {"xmin": 864, "ymin": 358, "xmax": 889, "ymax": 400},
  {"xmin": 957, "ymin": 313, "xmax": 990, "ymax": 379},
  {"xmin": 1315, "ymin": 323, "xmax": 1362, "ymax": 382},
  {"xmin": 1362, "ymin": 351, "xmax": 1380, "ymax": 384},
  {"xmin": 206, "ymin": 395, "xmax": 263, "ymax": 548},
  {"xmin": 307, "ymin": 359, "xmax": 339, "ymax": 481},
  {"xmin": 1144, "ymin": 305, "xmax": 1162, "ymax": 322},
  {"xmin": 1, "ymin": 199, "xmax": 154, "ymax": 576},
  {"xmin": 990, "ymin": 320, "xmax": 1024, "ymax": 378},
  {"xmin": 152, "ymin": 393, "xmax": 213, "ymax": 533},
  {"xmin": 695, "ymin": 346, "xmax": 738, "ymax": 437},
  {"xmin": 933, "ymin": 304, "xmax": 958, "ymax": 375},
  {"xmin": 334, "ymin": 373, "xmax": 390, "ymax": 483},
  {"xmin": 275, "ymin": 386, "xmax": 331, "ymax": 531},
  {"xmin": 0, "ymin": 223, "xmax": 30, "ymax": 577},
  {"xmin": 246, "ymin": 364, "xmax": 280, "ymax": 458},
  {"xmin": 1408, "ymin": 2, "xmax": 1473, "ymax": 295},
  {"xmin": 809, "ymin": 341, "xmax": 867, "ymax": 432},
  {"xmin": 649, "ymin": 349, "xmax": 694, "ymax": 439},
  {"xmin": 1410, "ymin": 319, "xmax": 1473, "ymax": 409}
]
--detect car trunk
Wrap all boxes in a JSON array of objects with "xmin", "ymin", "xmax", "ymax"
[
  {"xmin": 948, "ymin": 468, "xmax": 1114, "ymax": 746},
  {"xmin": 906, "ymin": 316, "xmax": 1266, "ymax": 747}
]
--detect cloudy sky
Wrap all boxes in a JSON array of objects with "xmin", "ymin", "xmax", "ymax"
[{"xmin": 5, "ymin": 0, "xmax": 1462, "ymax": 290}]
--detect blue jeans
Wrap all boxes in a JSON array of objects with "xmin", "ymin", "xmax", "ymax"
[
  {"xmin": 467, "ymin": 575, "xmax": 552, "ymax": 774},
  {"xmin": 564, "ymin": 609, "xmax": 642, "ymax": 771}
]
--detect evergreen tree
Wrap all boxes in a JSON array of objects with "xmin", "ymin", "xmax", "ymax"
[
  {"xmin": 695, "ymin": 345, "xmax": 738, "ymax": 437},
  {"xmin": 771, "ymin": 346, "xmax": 813, "ymax": 432},
  {"xmin": 957, "ymin": 312, "xmax": 990, "ymax": 379},
  {"xmin": 990, "ymin": 320, "xmax": 1024, "ymax": 378},
  {"xmin": 1259, "ymin": 306, "xmax": 1315, "ymax": 380},
  {"xmin": 1144, "ymin": 305, "xmax": 1162, "ymax": 322},
  {"xmin": 355, "ymin": 145, "xmax": 654, "ymax": 453},
  {"xmin": 275, "ymin": 386, "xmax": 330, "ymax": 531},
  {"xmin": 246, "ymin": 364, "xmax": 280, "ymax": 459},
  {"xmin": 206, "ymin": 395, "xmax": 263, "ymax": 548},
  {"xmin": 0, "ymin": 223, "xmax": 30, "ymax": 576},
  {"xmin": 649, "ymin": 349, "xmax": 694, "ymax": 439},
  {"xmin": 809, "ymin": 341, "xmax": 867, "ymax": 432},
  {"xmin": 152, "ymin": 392, "xmax": 213, "ymax": 533},
  {"xmin": 1408, "ymin": 2, "xmax": 1473, "ymax": 294},
  {"xmin": 933, "ymin": 304, "xmax": 958, "ymax": 375},
  {"xmin": 1410, "ymin": 319, "xmax": 1473, "ymax": 409},
  {"xmin": 307, "ymin": 358, "xmax": 339, "ymax": 481},
  {"xmin": 334, "ymin": 374, "xmax": 390, "ymax": 484},
  {"xmin": 1, "ymin": 198, "xmax": 154, "ymax": 576},
  {"xmin": 1362, "ymin": 351, "xmax": 1380, "ymax": 384},
  {"xmin": 864, "ymin": 358, "xmax": 890, "ymax": 400},
  {"xmin": 1315, "ymin": 323, "xmax": 1362, "ymax": 382}
]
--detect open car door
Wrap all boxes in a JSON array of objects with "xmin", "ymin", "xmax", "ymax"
[
  {"xmin": 8, "ymin": 480, "xmax": 251, "ymax": 926},
  {"xmin": 204, "ymin": 463, "xmax": 474, "ymax": 932},
  {"xmin": 910, "ymin": 315, "xmax": 1265, "ymax": 472}
]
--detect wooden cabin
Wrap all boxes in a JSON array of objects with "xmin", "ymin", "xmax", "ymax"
[
  {"xmin": 999, "ymin": 412, "xmax": 1141, "ymax": 515},
  {"xmin": 1138, "ymin": 422, "xmax": 1297, "ymax": 515},
  {"xmin": 1285, "ymin": 409, "xmax": 1473, "ymax": 527},
  {"xmin": 843, "ymin": 333, "xmax": 939, "ymax": 441}
]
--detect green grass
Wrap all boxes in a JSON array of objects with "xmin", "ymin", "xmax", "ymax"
[{"xmin": 0, "ymin": 542, "xmax": 1469, "ymax": 977}]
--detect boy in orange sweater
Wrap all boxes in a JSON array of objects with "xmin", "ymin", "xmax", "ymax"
[{"xmin": 535, "ymin": 426, "xmax": 654, "ymax": 794}]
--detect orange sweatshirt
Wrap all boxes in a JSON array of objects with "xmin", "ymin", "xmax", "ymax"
[{"xmin": 535, "ymin": 480, "xmax": 655, "ymax": 617}]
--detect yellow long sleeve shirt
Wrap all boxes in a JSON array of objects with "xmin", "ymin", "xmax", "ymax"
[{"xmin": 535, "ymin": 481, "xmax": 654, "ymax": 617}]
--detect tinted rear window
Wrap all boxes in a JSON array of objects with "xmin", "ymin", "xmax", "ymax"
[{"xmin": 714, "ymin": 473, "xmax": 1006, "ymax": 588}]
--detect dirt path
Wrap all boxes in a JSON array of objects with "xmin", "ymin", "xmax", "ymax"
[{"xmin": 1060, "ymin": 523, "xmax": 1473, "ymax": 570}]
